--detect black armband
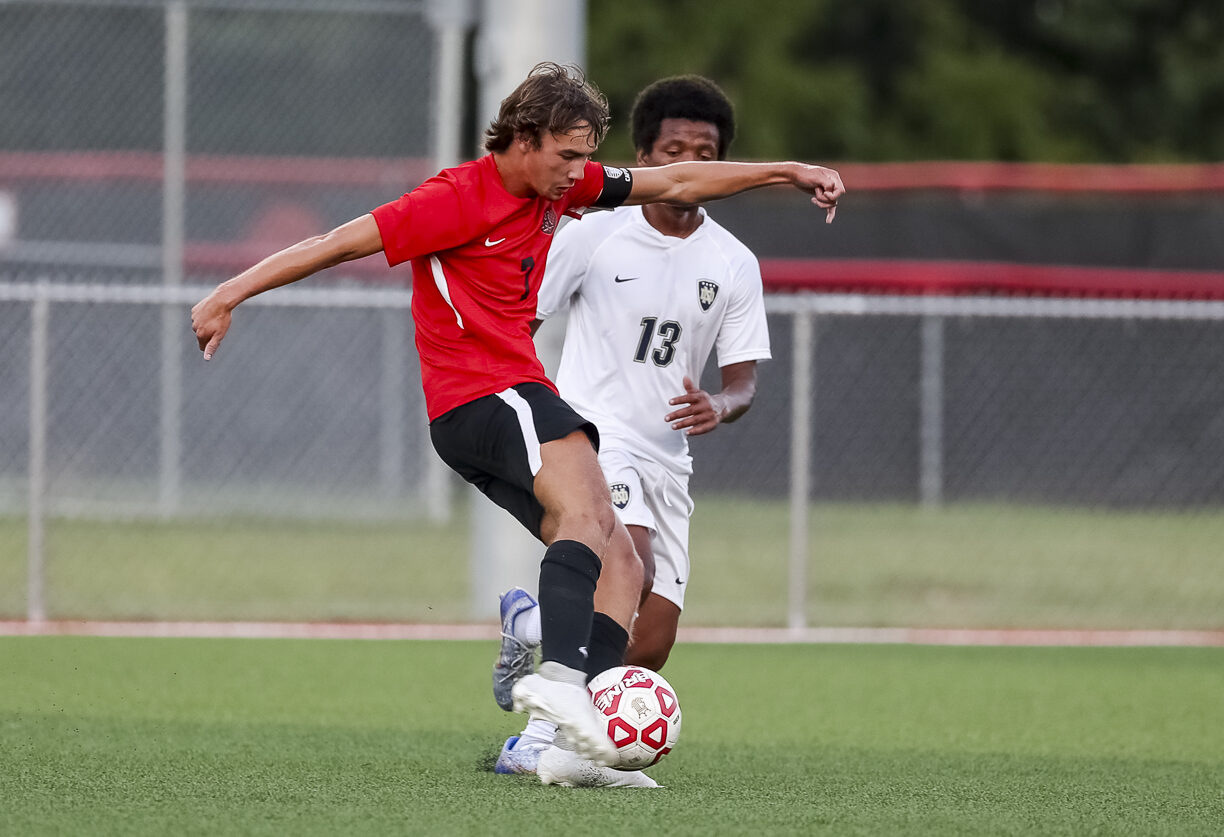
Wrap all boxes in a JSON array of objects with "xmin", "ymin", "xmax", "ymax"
[{"xmin": 592, "ymin": 165, "xmax": 633, "ymax": 208}]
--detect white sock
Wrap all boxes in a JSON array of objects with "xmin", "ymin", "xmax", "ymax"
[
  {"xmin": 536, "ymin": 660, "xmax": 586, "ymax": 686},
  {"xmin": 518, "ymin": 716, "xmax": 558, "ymax": 748},
  {"xmin": 513, "ymin": 601, "xmax": 542, "ymax": 646}
]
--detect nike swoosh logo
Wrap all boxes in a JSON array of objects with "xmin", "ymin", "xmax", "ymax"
[
  {"xmin": 484, "ymin": 237, "xmax": 506, "ymax": 247},
  {"xmin": 613, "ymin": 275, "xmax": 639, "ymax": 283}
]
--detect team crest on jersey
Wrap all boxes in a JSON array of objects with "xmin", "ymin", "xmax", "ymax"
[
  {"xmin": 541, "ymin": 208, "xmax": 558, "ymax": 235},
  {"xmin": 698, "ymin": 279, "xmax": 719, "ymax": 312},
  {"xmin": 609, "ymin": 483, "xmax": 631, "ymax": 510}
]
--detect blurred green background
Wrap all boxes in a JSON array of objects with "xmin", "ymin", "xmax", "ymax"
[{"xmin": 587, "ymin": 0, "xmax": 1224, "ymax": 163}]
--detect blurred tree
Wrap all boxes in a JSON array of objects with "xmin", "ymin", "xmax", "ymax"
[{"xmin": 586, "ymin": 0, "xmax": 1224, "ymax": 162}]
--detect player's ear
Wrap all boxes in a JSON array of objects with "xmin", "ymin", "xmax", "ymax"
[{"xmin": 515, "ymin": 129, "xmax": 539, "ymax": 153}]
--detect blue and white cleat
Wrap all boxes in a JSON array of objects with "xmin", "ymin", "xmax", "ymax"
[
  {"xmin": 493, "ymin": 587, "xmax": 539, "ymax": 711},
  {"xmin": 493, "ymin": 735, "xmax": 549, "ymax": 775}
]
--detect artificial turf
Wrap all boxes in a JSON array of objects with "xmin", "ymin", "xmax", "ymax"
[{"xmin": 4, "ymin": 637, "xmax": 1221, "ymax": 835}]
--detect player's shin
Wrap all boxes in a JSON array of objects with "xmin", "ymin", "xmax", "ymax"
[
  {"xmin": 536, "ymin": 539, "xmax": 601, "ymax": 671},
  {"xmin": 583, "ymin": 611, "xmax": 629, "ymax": 681}
]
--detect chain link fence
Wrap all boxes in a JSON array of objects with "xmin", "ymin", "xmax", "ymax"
[
  {"xmin": 1, "ymin": 0, "xmax": 437, "ymax": 260},
  {"xmin": 3, "ymin": 1, "xmax": 1222, "ymax": 631},
  {"xmin": 3, "ymin": 285, "xmax": 1224, "ymax": 629}
]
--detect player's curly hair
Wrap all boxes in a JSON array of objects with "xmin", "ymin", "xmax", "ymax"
[
  {"xmin": 484, "ymin": 62, "xmax": 611, "ymax": 153},
  {"xmin": 631, "ymin": 75, "xmax": 736, "ymax": 160}
]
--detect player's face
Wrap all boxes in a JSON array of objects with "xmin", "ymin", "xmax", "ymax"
[
  {"xmin": 637, "ymin": 118, "xmax": 720, "ymax": 167},
  {"xmin": 525, "ymin": 123, "xmax": 598, "ymax": 200}
]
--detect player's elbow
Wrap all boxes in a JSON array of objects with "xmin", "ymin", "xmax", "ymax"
[
  {"xmin": 661, "ymin": 179, "xmax": 699, "ymax": 206},
  {"xmin": 313, "ymin": 230, "xmax": 361, "ymax": 266},
  {"xmin": 632, "ymin": 165, "xmax": 698, "ymax": 207}
]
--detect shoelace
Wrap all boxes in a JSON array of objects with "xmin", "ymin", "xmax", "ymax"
[{"xmin": 495, "ymin": 634, "xmax": 533, "ymax": 682}]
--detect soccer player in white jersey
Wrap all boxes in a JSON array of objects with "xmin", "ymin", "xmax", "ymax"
[{"xmin": 493, "ymin": 76, "xmax": 771, "ymax": 787}]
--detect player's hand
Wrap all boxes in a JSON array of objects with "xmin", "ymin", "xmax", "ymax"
[
  {"xmin": 190, "ymin": 291, "xmax": 233, "ymax": 361},
  {"xmin": 793, "ymin": 164, "xmax": 844, "ymax": 224},
  {"xmin": 665, "ymin": 376, "xmax": 725, "ymax": 437}
]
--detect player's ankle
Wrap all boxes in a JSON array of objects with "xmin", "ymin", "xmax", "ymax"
[
  {"xmin": 513, "ymin": 601, "xmax": 542, "ymax": 645},
  {"xmin": 537, "ymin": 660, "xmax": 586, "ymax": 686}
]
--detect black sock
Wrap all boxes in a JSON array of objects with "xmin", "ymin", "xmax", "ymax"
[
  {"xmin": 584, "ymin": 611, "xmax": 629, "ymax": 681},
  {"xmin": 537, "ymin": 539, "xmax": 601, "ymax": 672}
]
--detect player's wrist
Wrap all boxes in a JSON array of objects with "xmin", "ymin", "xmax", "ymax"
[
  {"xmin": 214, "ymin": 277, "xmax": 255, "ymax": 310},
  {"xmin": 780, "ymin": 161, "xmax": 806, "ymax": 187}
]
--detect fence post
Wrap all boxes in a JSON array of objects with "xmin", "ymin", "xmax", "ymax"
[
  {"xmin": 426, "ymin": 0, "xmax": 471, "ymax": 166},
  {"xmin": 159, "ymin": 0, "xmax": 187, "ymax": 516},
  {"xmin": 920, "ymin": 313, "xmax": 945, "ymax": 507},
  {"xmin": 27, "ymin": 286, "xmax": 49, "ymax": 623},
  {"xmin": 788, "ymin": 306, "xmax": 814, "ymax": 630},
  {"xmin": 420, "ymin": 0, "xmax": 472, "ymax": 524},
  {"xmin": 380, "ymin": 308, "xmax": 406, "ymax": 500}
]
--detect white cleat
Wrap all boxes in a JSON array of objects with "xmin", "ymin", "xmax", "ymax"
[
  {"xmin": 537, "ymin": 744, "xmax": 660, "ymax": 789},
  {"xmin": 511, "ymin": 662, "xmax": 619, "ymax": 767}
]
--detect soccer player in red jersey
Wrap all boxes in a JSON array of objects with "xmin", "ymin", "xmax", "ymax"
[{"xmin": 191, "ymin": 62, "xmax": 843, "ymax": 769}]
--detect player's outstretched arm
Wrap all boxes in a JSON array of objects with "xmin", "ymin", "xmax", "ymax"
[
  {"xmin": 665, "ymin": 361, "xmax": 759, "ymax": 437},
  {"xmin": 191, "ymin": 214, "xmax": 384, "ymax": 360},
  {"xmin": 625, "ymin": 161, "xmax": 844, "ymax": 223}
]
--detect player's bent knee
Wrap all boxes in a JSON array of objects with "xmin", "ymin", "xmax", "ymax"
[
  {"xmin": 625, "ymin": 526, "xmax": 655, "ymax": 606},
  {"xmin": 541, "ymin": 500, "xmax": 615, "ymax": 550},
  {"xmin": 607, "ymin": 524, "xmax": 644, "ymax": 581}
]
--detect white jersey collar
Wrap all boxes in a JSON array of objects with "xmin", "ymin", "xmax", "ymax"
[{"xmin": 632, "ymin": 204, "xmax": 710, "ymax": 245}]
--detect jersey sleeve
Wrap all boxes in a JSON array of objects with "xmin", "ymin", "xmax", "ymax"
[
  {"xmin": 370, "ymin": 172, "xmax": 477, "ymax": 267},
  {"xmin": 716, "ymin": 252, "xmax": 773, "ymax": 367},
  {"xmin": 535, "ymin": 217, "xmax": 596, "ymax": 321}
]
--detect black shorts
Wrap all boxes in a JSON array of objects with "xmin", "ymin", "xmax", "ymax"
[{"xmin": 429, "ymin": 382, "xmax": 599, "ymax": 539}]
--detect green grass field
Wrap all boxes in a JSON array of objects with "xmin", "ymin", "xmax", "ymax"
[
  {"xmin": 4, "ymin": 637, "xmax": 1222, "ymax": 836},
  {"xmin": 3, "ymin": 499, "xmax": 1223, "ymax": 628}
]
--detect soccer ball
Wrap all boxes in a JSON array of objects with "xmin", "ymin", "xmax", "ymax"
[{"xmin": 587, "ymin": 665, "xmax": 681, "ymax": 770}]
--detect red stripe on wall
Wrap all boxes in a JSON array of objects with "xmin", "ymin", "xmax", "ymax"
[
  {"xmin": 4, "ymin": 152, "xmax": 1224, "ymax": 193},
  {"xmin": 177, "ymin": 250, "xmax": 1224, "ymax": 297},
  {"xmin": 760, "ymin": 259, "xmax": 1224, "ymax": 299},
  {"xmin": 0, "ymin": 151, "xmax": 434, "ymax": 187},
  {"xmin": 835, "ymin": 161, "xmax": 1224, "ymax": 193}
]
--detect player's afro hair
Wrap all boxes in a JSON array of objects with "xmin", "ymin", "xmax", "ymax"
[
  {"xmin": 631, "ymin": 75, "xmax": 736, "ymax": 160},
  {"xmin": 484, "ymin": 62, "xmax": 610, "ymax": 153}
]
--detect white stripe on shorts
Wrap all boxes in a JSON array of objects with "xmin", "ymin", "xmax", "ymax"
[{"xmin": 495, "ymin": 387, "xmax": 543, "ymax": 476}]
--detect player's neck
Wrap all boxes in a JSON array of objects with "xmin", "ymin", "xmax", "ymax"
[
  {"xmin": 642, "ymin": 203, "xmax": 703, "ymax": 239},
  {"xmin": 491, "ymin": 150, "xmax": 534, "ymax": 198}
]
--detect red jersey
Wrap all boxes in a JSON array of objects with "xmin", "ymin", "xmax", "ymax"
[{"xmin": 371, "ymin": 155, "xmax": 632, "ymax": 420}]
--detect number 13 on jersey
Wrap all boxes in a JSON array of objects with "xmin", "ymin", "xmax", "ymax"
[{"xmin": 635, "ymin": 316, "xmax": 682, "ymax": 367}]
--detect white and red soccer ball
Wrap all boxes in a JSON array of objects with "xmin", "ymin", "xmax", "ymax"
[{"xmin": 587, "ymin": 665, "xmax": 681, "ymax": 770}]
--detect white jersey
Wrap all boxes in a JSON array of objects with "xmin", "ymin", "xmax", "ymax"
[{"xmin": 537, "ymin": 205, "xmax": 771, "ymax": 475}]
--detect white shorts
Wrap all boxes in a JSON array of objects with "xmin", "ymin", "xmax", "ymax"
[{"xmin": 599, "ymin": 447, "xmax": 694, "ymax": 610}]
